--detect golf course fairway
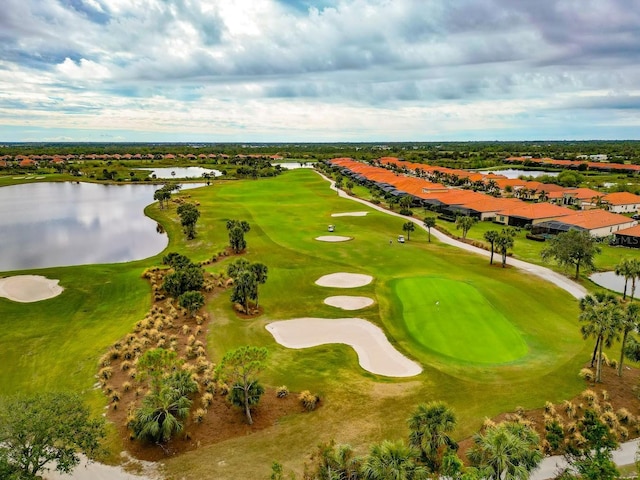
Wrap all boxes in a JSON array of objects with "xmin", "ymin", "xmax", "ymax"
[{"xmin": 395, "ymin": 276, "xmax": 528, "ymax": 363}]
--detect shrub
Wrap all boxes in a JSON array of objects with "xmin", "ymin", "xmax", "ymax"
[
  {"xmin": 299, "ymin": 390, "xmax": 320, "ymax": 411},
  {"xmin": 617, "ymin": 408, "xmax": 634, "ymax": 425},
  {"xmin": 609, "ymin": 358, "xmax": 618, "ymax": 369},
  {"xmin": 122, "ymin": 382, "xmax": 132, "ymax": 392},
  {"xmin": 120, "ymin": 360, "xmax": 132, "ymax": 371},
  {"xmin": 563, "ymin": 400, "xmax": 576, "ymax": 419},
  {"xmin": 601, "ymin": 390, "xmax": 609, "ymax": 401},
  {"xmin": 98, "ymin": 367, "xmax": 113, "ymax": 381},
  {"xmin": 578, "ymin": 368, "xmax": 595, "ymax": 382},
  {"xmin": 201, "ymin": 392, "xmax": 214, "ymax": 408},
  {"xmin": 218, "ymin": 382, "xmax": 229, "ymax": 396},
  {"xmin": 276, "ymin": 385, "xmax": 289, "ymax": 398},
  {"xmin": 544, "ymin": 401, "xmax": 556, "ymax": 415},
  {"xmin": 581, "ymin": 389, "xmax": 597, "ymax": 405},
  {"xmin": 193, "ymin": 408, "xmax": 207, "ymax": 424},
  {"xmin": 111, "ymin": 391, "xmax": 121, "ymax": 403}
]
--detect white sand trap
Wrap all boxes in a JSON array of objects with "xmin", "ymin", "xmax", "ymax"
[
  {"xmin": 0, "ymin": 275, "xmax": 64, "ymax": 302},
  {"xmin": 266, "ymin": 318, "xmax": 422, "ymax": 377},
  {"xmin": 316, "ymin": 272, "xmax": 373, "ymax": 288},
  {"xmin": 315, "ymin": 235, "xmax": 353, "ymax": 242},
  {"xmin": 324, "ymin": 295, "xmax": 374, "ymax": 310},
  {"xmin": 331, "ymin": 211, "xmax": 369, "ymax": 217}
]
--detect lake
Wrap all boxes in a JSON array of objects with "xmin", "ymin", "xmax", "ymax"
[
  {"xmin": 589, "ymin": 271, "xmax": 627, "ymax": 295},
  {"xmin": 273, "ymin": 162, "xmax": 315, "ymax": 169},
  {"xmin": 494, "ymin": 169, "xmax": 560, "ymax": 179},
  {"xmin": 138, "ymin": 166, "xmax": 222, "ymax": 179},
  {"xmin": 0, "ymin": 182, "xmax": 200, "ymax": 272}
]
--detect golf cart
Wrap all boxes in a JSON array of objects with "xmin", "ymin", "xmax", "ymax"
[
  {"xmin": 397, "ymin": 235, "xmax": 405, "ymax": 243},
  {"xmin": 328, "ymin": 224, "xmax": 335, "ymax": 232}
]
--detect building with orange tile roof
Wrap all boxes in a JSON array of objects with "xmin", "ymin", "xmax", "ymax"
[
  {"xmin": 562, "ymin": 188, "xmax": 604, "ymax": 209},
  {"xmin": 614, "ymin": 225, "xmax": 640, "ymax": 248},
  {"xmin": 602, "ymin": 192, "xmax": 640, "ymax": 213},
  {"xmin": 533, "ymin": 209, "xmax": 636, "ymax": 237},
  {"xmin": 494, "ymin": 203, "xmax": 574, "ymax": 227}
]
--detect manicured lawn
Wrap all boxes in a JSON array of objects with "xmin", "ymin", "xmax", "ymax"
[
  {"xmin": 395, "ymin": 277, "xmax": 527, "ymax": 364},
  {"xmin": 0, "ymin": 169, "xmax": 606, "ymax": 478}
]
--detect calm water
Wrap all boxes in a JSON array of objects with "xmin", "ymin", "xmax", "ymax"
[
  {"xmin": 273, "ymin": 162, "xmax": 315, "ymax": 169},
  {"xmin": 0, "ymin": 182, "xmax": 195, "ymax": 272},
  {"xmin": 495, "ymin": 169, "xmax": 560, "ymax": 179},
  {"xmin": 139, "ymin": 166, "xmax": 222, "ymax": 179},
  {"xmin": 589, "ymin": 271, "xmax": 627, "ymax": 295}
]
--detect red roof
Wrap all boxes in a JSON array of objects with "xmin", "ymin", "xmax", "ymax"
[
  {"xmin": 557, "ymin": 210, "xmax": 636, "ymax": 230},
  {"xmin": 603, "ymin": 192, "xmax": 640, "ymax": 206},
  {"xmin": 616, "ymin": 225, "xmax": 640, "ymax": 237},
  {"xmin": 498, "ymin": 203, "xmax": 574, "ymax": 220}
]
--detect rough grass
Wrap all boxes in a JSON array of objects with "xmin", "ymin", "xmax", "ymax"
[{"xmin": 0, "ymin": 169, "xmax": 604, "ymax": 478}]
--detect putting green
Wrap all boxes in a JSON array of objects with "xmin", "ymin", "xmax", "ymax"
[{"xmin": 395, "ymin": 277, "xmax": 528, "ymax": 364}]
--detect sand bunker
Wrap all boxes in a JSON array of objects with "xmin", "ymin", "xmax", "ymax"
[
  {"xmin": 315, "ymin": 235, "xmax": 352, "ymax": 242},
  {"xmin": 324, "ymin": 295, "xmax": 374, "ymax": 310},
  {"xmin": 0, "ymin": 275, "xmax": 63, "ymax": 302},
  {"xmin": 331, "ymin": 211, "xmax": 369, "ymax": 217},
  {"xmin": 315, "ymin": 273, "xmax": 373, "ymax": 288},
  {"xmin": 266, "ymin": 318, "xmax": 422, "ymax": 377}
]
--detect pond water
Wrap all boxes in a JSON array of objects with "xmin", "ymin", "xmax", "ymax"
[
  {"xmin": 493, "ymin": 169, "xmax": 560, "ymax": 179},
  {"xmin": 0, "ymin": 182, "xmax": 200, "ymax": 272},
  {"xmin": 589, "ymin": 271, "xmax": 628, "ymax": 295},
  {"xmin": 138, "ymin": 166, "xmax": 222, "ymax": 179},
  {"xmin": 273, "ymin": 162, "xmax": 315, "ymax": 169}
]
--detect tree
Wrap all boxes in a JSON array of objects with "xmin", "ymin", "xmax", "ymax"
[
  {"xmin": 541, "ymin": 229, "xmax": 601, "ymax": 279},
  {"xmin": 483, "ymin": 230, "xmax": 500, "ymax": 265},
  {"xmin": 226, "ymin": 219, "xmax": 251, "ymax": 233},
  {"xmin": 403, "ymin": 221, "xmax": 416, "ymax": 241},
  {"xmin": 361, "ymin": 440, "xmax": 428, "ymax": 480},
  {"xmin": 162, "ymin": 264, "xmax": 204, "ymax": 298},
  {"xmin": 0, "ymin": 392, "xmax": 106, "ymax": 479},
  {"xmin": 162, "ymin": 252, "xmax": 194, "ymax": 270},
  {"xmin": 178, "ymin": 290, "xmax": 205, "ymax": 317},
  {"xmin": 628, "ymin": 259, "xmax": 640, "ymax": 301},
  {"xmin": 562, "ymin": 409, "xmax": 619, "ymax": 480},
  {"xmin": 423, "ymin": 217, "xmax": 436, "ymax": 243},
  {"xmin": 618, "ymin": 303, "xmax": 639, "ymax": 377},
  {"xmin": 136, "ymin": 348, "xmax": 180, "ymax": 393},
  {"xmin": 216, "ymin": 346, "xmax": 268, "ymax": 425},
  {"xmin": 399, "ymin": 195, "xmax": 413, "ymax": 214},
  {"xmin": 467, "ymin": 421, "xmax": 542, "ymax": 480},
  {"xmin": 346, "ymin": 180, "xmax": 354, "ymax": 192},
  {"xmin": 229, "ymin": 226, "xmax": 247, "ymax": 253},
  {"xmin": 407, "ymin": 401, "xmax": 457, "ymax": 473},
  {"xmin": 249, "ymin": 262, "xmax": 268, "ymax": 308},
  {"xmin": 335, "ymin": 175, "xmax": 343, "ymax": 194},
  {"xmin": 131, "ymin": 374, "xmax": 196, "ymax": 443},
  {"xmin": 455, "ymin": 216, "xmax": 476, "ymax": 239},
  {"xmin": 579, "ymin": 292, "xmax": 622, "ymax": 382},
  {"xmin": 153, "ymin": 187, "xmax": 171, "ymax": 209},
  {"xmin": 496, "ymin": 229, "xmax": 516, "ymax": 268},
  {"xmin": 614, "ymin": 258, "xmax": 636, "ymax": 301},
  {"xmin": 303, "ymin": 441, "xmax": 363, "ymax": 480},
  {"xmin": 176, "ymin": 203, "xmax": 200, "ymax": 240}
]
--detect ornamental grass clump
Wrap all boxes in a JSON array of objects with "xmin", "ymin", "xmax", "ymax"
[
  {"xmin": 276, "ymin": 386, "xmax": 289, "ymax": 398},
  {"xmin": 299, "ymin": 390, "xmax": 320, "ymax": 411}
]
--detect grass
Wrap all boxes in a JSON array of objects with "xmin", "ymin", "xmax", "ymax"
[
  {"xmin": 0, "ymin": 169, "xmax": 609, "ymax": 478},
  {"xmin": 394, "ymin": 277, "xmax": 528, "ymax": 364}
]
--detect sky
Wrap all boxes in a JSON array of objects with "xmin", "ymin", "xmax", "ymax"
[{"xmin": 1, "ymin": 0, "xmax": 639, "ymax": 142}]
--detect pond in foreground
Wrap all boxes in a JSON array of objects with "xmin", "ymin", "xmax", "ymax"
[{"xmin": 0, "ymin": 182, "xmax": 194, "ymax": 272}]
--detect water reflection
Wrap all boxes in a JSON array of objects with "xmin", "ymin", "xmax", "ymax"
[
  {"xmin": 139, "ymin": 166, "xmax": 222, "ymax": 179},
  {"xmin": 273, "ymin": 162, "xmax": 314, "ymax": 169},
  {"xmin": 0, "ymin": 182, "xmax": 200, "ymax": 272},
  {"xmin": 493, "ymin": 169, "xmax": 559, "ymax": 179},
  {"xmin": 589, "ymin": 271, "xmax": 627, "ymax": 295}
]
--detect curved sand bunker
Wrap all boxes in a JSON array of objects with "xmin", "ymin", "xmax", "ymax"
[
  {"xmin": 0, "ymin": 275, "xmax": 63, "ymax": 303},
  {"xmin": 316, "ymin": 273, "xmax": 373, "ymax": 288},
  {"xmin": 324, "ymin": 295, "xmax": 374, "ymax": 310},
  {"xmin": 331, "ymin": 211, "xmax": 369, "ymax": 217},
  {"xmin": 266, "ymin": 318, "xmax": 422, "ymax": 377},
  {"xmin": 315, "ymin": 235, "xmax": 353, "ymax": 242}
]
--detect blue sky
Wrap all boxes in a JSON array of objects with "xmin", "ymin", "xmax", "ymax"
[{"xmin": 1, "ymin": 0, "xmax": 639, "ymax": 142}]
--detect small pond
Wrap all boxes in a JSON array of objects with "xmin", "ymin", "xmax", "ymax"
[
  {"xmin": 493, "ymin": 169, "xmax": 560, "ymax": 179},
  {"xmin": 273, "ymin": 162, "xmax": 315, "ymax": 169},
  {"xmin": 137, "ymin": 166, "xmax": 222, "ymax": 179},
  {"xmin": 0, "ymin": 182, "xmax": 201, "ymax": 272},
  {"xmin": 589, "ymin": 271, "xmax": 628, "ymax": 295}
]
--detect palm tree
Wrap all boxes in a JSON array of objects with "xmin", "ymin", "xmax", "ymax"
[
  {"xmin": 614, "ymin": 258, "xmax": 635, "ymax": 300},
  {"xmin": 249, "ymin": 262, "xmax": 268, "ymax": 308},
  {"xmin": 455, "ymin": 215, "xmax": 476, "ymax": 239},
  {"xmin": 496, "ymin": 229, "xmax": 516, "ymax": 268},
  {"xmin": 306, "ymin": 441, "xmax": 363, "ymax": 480},
  {"xmin": 467, "ymin": 421, "xmax": 542, "ymax": 480},
  {"xmin": 131, "ymin": 385, "xmax": 192, "ymax": 443},
  {"xmin": 403, "ymin": 222, "xmax": 416, "ymax": 241},
  {"xmin": 423, "ymin": 217, "xmax": 436, "ymax": 242},
  {"xmin": 538, "ymin": 190, "xmax": 549, "ymax": 202},
  {"xmin": 407, "ymin": 402, "xmax": 457, "ymax": 473},
  {"xmin": 618, "ymin": 303, "xmax": 639, "ymax": 377},
  {"xmin": 579, "ymin": 292, "xmax": 622, "ymax": 382},
  {"xmin": 484, "ymin": 230, "xmax": 500, "ymax": 265},
  {"xmin": 362, "ymin": 440, "xmax": 428, "ymax": 480},
  {"xmin": 628, "ymin": 259, "xmax": 640, "ymax": 301}
]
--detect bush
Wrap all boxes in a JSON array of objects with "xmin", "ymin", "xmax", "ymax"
[
  {"xmin": 193, "ymin": 408, "xmax": 207, "ymax": 424},
  {"xmin": 299, "ymin": 390, "xmax": 320, "ymax": 411},
  {"xmin": 578, "ymin": 368, "xmax": 595, "ymax": 382},
  {"xmin": 276, "ymin": 385, "xmax": 289, "ymax": 398}
]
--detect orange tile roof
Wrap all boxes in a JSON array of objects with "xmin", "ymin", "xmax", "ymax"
[
  {"xmin": 498, "ymin": 203, "xmax": 574, "ymax": 219},
  {"xmin": 557, "ymin": 210, "xmax": 636, "ymax": 230},
  {"xmin": 603, "ymin": 192, "xmax": 640, "ymax": 206},
  {"xmin": 616, "ymin": 225, "xmax": 640, "ymax": 237},
  {"xmin": 563, "ymin": 188, "xmax": 603, "ymax": 200},
  {"xmin": 457, "ymin": 197, "xmax": 523, "ymax": 213}
]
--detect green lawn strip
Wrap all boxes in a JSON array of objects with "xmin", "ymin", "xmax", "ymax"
[{"xmin": 395, "ymin": 277, "xmax": 527, "ymax": 364}]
